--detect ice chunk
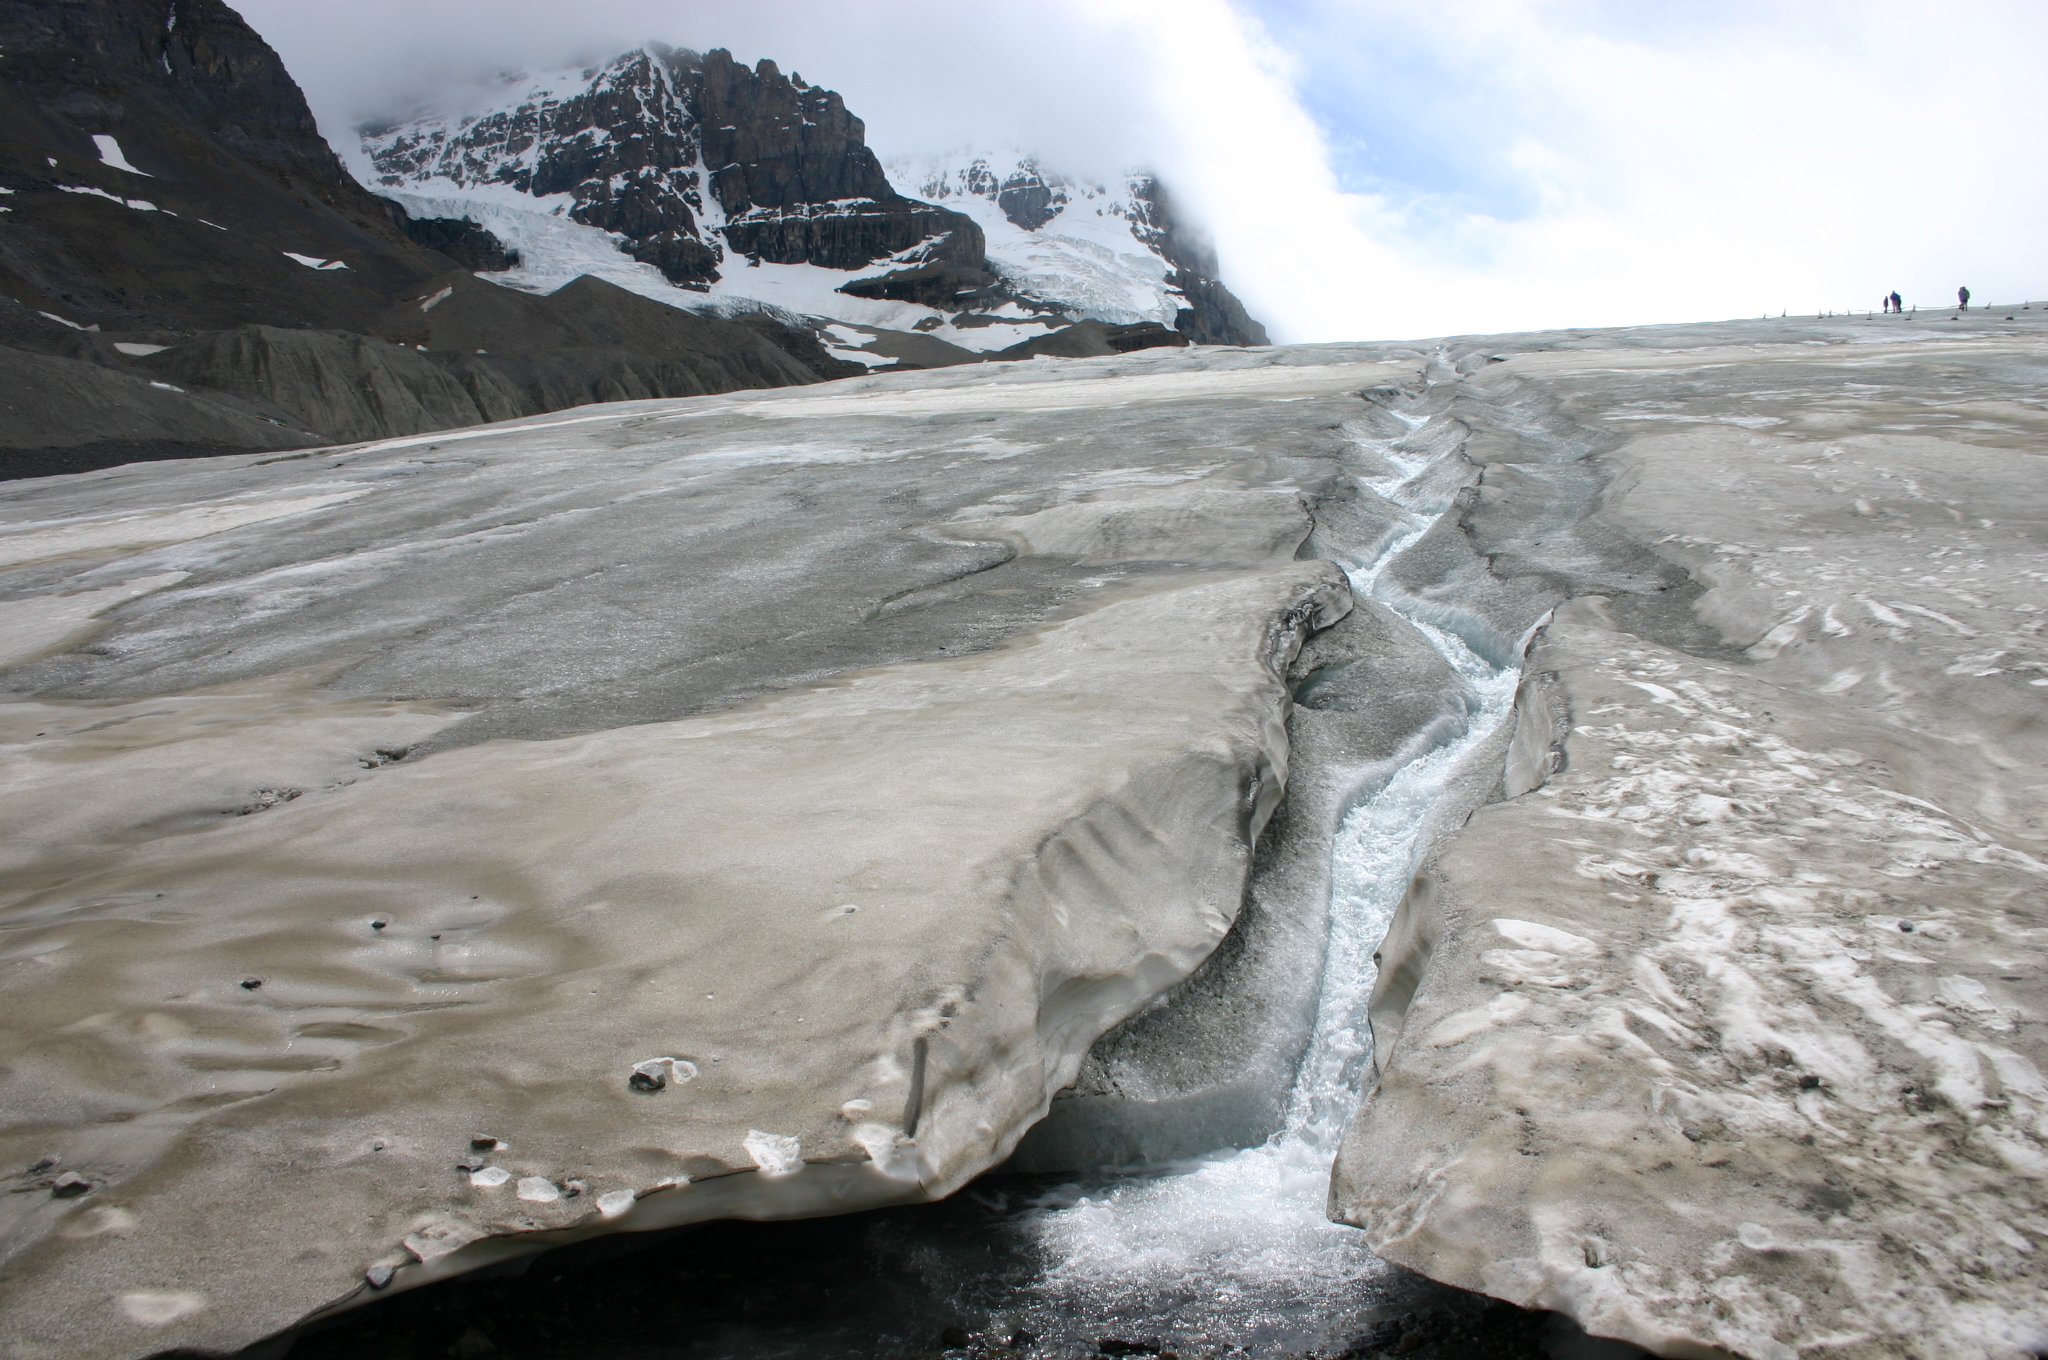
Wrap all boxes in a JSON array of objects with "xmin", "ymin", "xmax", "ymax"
[
  {"xmin": 514, "ymin": 1177, "xmax": 561, "ymax": 1203},
  {"xmin": 742, "ymin": 1129, "xmax": 802, "ymax": 1177},
  {"xmin": 468, "ymin": 1166, "xmax": 511, "ymax": 1188},
  {"xmin": 595, "ymin": 1189, "xmax": 636, "ymax": 1218},
  {"xmin": 282, "ymin": 252, "xmax": 349, "ymax": 271},
  {"xmin": 93, "ymin": 135, "xmax": 150, "ymax": 176}
]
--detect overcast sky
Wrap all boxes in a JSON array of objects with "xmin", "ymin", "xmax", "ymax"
[{"xmin": 239, "ymin": 0, "xmax": 2048, "ymax": 344}]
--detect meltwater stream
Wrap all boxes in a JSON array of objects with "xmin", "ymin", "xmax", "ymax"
[{"xmin": 998, "ymin": 397, "xmax": 1524, "ymax": 1354}]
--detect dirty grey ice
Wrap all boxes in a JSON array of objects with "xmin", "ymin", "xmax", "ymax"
[{"xmin": 1, "ymin": 314, "xmax": 2045, "ymax": 1360}]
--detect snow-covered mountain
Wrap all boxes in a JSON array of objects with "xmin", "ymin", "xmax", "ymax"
[
  {"xmin": 358, "ymin": 46, "xmax": 1265, "ymax": 355},
  {"xmin": 889, "ymin": 151, "xmax": 1268, "ymax": 349}
]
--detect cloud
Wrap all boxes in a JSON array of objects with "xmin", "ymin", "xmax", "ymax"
[
  {"xmin": 235, "ymin": 0, "xmax": 1161, "ymax": 181},
  {"xmin": 237, "ymin": 0, "xmax": 2048, "ymax": 343},
  {"xmin": 1137, "ymin": 0, "xmax": 2048, "ymax": 340}
]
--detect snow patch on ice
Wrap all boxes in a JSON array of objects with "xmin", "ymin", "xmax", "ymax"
[
  {"xmin": 743, "ymin": 1129, "xmax": 803, "ymax": 1177},
  {"xmin": 282, "ymin": 252, "xmax": 348, "ymax": 271}
]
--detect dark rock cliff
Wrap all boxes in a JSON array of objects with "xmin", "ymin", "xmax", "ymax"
[
  {"xmin": 1127, "ymin": 176, "xmax": 1270, "ymax": 347},
  {"xmin": 366, "ymin": 46, "xmax": 997, "ymax": 302},
  {"xmin": 386, "ymin": 201, "xmax": 520, "ymax": 272}
]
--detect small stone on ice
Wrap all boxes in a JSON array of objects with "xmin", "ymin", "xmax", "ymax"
[
  {"xmin": 629, "ymin": 1056, "xmax": 696, "ymax": 1092},
  {"xmin": 516, "ymin": 1176, "xmax": 561, "ymax": 1203},
  {"xmin": 456, "ymin": 1154, "xmax": 486, "ymax": 1172},
  {"xmin": 1798, "ymin": 1074, "xmax": 1822, "ymax": 1090},
  {"xmin": 469, "ymin": 1135, "xmax": 499, "ymax": 1150},
  {"xmin": 1682, "ymin": 1127, "xmax": 1704, "ymax": 1141},
  {"xmin": 240, "ymin": 978, "xmax": 262, "ymax": 989},
  {"xmin": 365, "ymin": 1264, "xmax": 394, "ymax": 1289},
  {"xmin": 50, "ymin": 1172, "xmax": 91, "ymax": 1198}
]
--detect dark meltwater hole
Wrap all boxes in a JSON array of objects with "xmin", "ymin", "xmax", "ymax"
[{"xmin": 259, "ymin": 1181, "xmax": 1565, "ymax": 1360}]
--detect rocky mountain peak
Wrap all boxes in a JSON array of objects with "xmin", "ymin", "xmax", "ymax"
[{"xmin": 365, "ymin": 47, "xmax": 988, "ymax": 296}]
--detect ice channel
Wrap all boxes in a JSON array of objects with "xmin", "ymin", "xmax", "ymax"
[{"xmin": 999, "ymin": 382, "xmax": 1525, "ymax": 1353}]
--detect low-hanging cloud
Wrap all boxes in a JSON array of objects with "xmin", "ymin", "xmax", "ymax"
[{"xmin": 238, "ymin": 0, "xmax": 2048, "ymax": 344}]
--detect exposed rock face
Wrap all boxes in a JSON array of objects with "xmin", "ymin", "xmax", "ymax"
[
  {"xmin": 1125, "ymin": 175, "xmax": 1271, "ymax": 347},
  {"xmin": 1330, "ymin": 327, "xmax": 2048, "ymax": 1360},
  {"xmin": 385, "ymin": 202, "xmax": 519, "ymax": 272},
  {"xmin": 364, "ymin": 47, "xmax": 992, "ymax": 295}
]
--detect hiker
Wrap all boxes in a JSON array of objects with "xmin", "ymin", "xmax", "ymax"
[
  {"xmin": 1959, "ymin": 286, "xmax": 1971, "ymax": 309},
  {"xmin": 1891, "ymin": 291, "xmax": 1903, "ymax": 314},
  {"xmin": 1881, "ymin": 294, "xmax": 1891, "ymax": 313}
]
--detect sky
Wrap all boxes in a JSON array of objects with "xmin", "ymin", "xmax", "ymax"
[{"xmin": 239, "ymin": 0, "xmax": 2048, "ymax": 344}]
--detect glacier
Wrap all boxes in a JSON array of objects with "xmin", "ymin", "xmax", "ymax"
[{"xmin": 1, "ymin": 310, "xmax": 2045, "ymax": 1360}]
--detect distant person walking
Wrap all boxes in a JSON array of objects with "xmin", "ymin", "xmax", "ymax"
[
  {"xmin": 1891, "ymin": 291, "xmax": 1903, "ymax": 314},
  {"xmin": 1959, "ymin": 286, "xmax": 1971, "ymax": 310},
  {"xmin": 1881, "ymin": 293, "xmax": 1892, "ymax": 313}
]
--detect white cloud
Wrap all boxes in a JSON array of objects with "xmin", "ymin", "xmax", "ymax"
[
  {"xmin": 239, "ymin": 0, "xmax": 2048, "ymax": 343},
  {"xmin": 1133, "ymin": 0, "xmax": 2048, "ymax": 340}
]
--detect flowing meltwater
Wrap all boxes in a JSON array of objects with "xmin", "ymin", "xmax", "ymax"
[{"xmin": 1004, "ymin": 401, "xmax": 1524, "ymax": 1352}]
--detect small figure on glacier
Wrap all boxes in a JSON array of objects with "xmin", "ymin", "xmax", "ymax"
[
  {"xmin": 1891, "ymin": 291, "xmax": 1903, "ymax": 314},
  {"xmin": 1880, "ymin": 294, "xmax": 1890, "ymax": 313},
  {"xmin": 1958, "ymin": 285, "xmax": 1971, "ymax": 310}
]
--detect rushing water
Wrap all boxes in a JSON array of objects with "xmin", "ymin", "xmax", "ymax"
[{"xmin": 999, "ymin": 393, "xmax": 1523, "ymax": 1355}]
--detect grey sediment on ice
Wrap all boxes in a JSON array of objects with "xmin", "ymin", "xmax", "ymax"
[
  {"xmin": 1, "ymin": 313, "xmax": 2045, "ymax": 1359},
  {"xmin": 0, "ymin": 352, "xmax": 1400, "ymax": 1359}
]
